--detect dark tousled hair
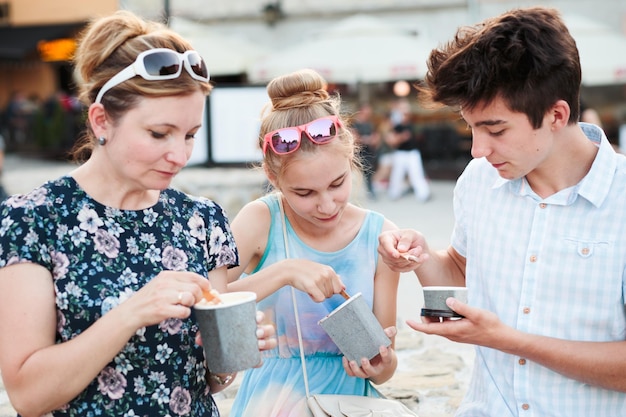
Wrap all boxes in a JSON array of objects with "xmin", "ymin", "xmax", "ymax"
[{"xmin": 417, "ymin": 7, "xmax": 581, "ymax": 128}]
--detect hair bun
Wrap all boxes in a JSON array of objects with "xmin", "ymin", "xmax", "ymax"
[
  {"xmin": 267, "ymin": 69, "xmax": 330, "ymax": 111},
  {"xmin": 271, "ymin": 89, "xmax": 329, "ymax": 110}
]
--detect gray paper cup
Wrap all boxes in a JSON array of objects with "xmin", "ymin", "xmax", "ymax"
[
  {"xmin": 194, "ymin": 291, "xmax": 261, "ymax": 373},
  {"xmin": 421, "ymin": 286, "xmax": 468, "ymax": 318},
  {"xmin": 319, "ymin": 292, "xmax": 391, "ymax": 362}
]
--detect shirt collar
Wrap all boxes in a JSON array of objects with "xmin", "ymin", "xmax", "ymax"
[
  {"xmin": 576, "ymin": 123, "xmax": 615, "ymax": 207},
  {"xmin": 491, "ymin": 123, "xmax": 615, "ymax": 207}
]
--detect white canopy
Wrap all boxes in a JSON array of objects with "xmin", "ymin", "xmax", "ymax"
[
  {"xmin": 170, "ymin": 17, "xmax": 269, "ymax": 77},
  {"xmin": 248, "ymin": 14, "xmax": 438, "ymax": 84},
  {"xmin": 565, "ymin": 15, "xmax": 626, "ymax": 86}
]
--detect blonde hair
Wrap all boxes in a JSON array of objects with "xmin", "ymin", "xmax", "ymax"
[
  {"xmin": 259, "ymin": 69, "xmax": 360, "ymax": 185},
  {"xmin": 71, "ymin": 10, "xmax": 212, "ymax": 161}
]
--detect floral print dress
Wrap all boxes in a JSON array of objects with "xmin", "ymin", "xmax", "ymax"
[{"xmin": 0, "ymin": 176, "xmax": 238, "ymax": 417}]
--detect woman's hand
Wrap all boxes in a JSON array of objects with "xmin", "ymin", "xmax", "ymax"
[
  {"xmin": 121, "ymin": 270, "xmax": 211, "ymax": 329},
  {"xmin": 255, "ymin": 310, "xmax": 277, "ymax": 352}
]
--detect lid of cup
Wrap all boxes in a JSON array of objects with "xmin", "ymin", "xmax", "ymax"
[{"xmin": 420, "ymin": 308, "xmax": 464, "ymax": 318}]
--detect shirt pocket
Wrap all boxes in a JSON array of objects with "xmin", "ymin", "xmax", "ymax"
[
  {"xmin": 560, "ymin": 236, "xmax": 618, "ymax": 305},
  {"xmin": 563, "ymin": 237, "xmax": 609, "ymax": 259}
]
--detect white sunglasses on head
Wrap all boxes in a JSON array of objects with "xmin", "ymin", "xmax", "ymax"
[{"xmin": 95, "ymin": 48, "xmax": 210, "ymax": 104}]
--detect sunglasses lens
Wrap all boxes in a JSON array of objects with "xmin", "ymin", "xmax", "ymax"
[
  {"xmin": 271, "ymin": 129, "xmax": 300, "ymax": 154},
  {"xmin": 187, "ymin": 52, "xmax": 209, "ymax": 79},
  {"xmin": 143, "ymin": 52, "xmax": 181, "ymax": 76},
  {"xmin": 306, "ymin": 118, "xmax": 337, "ymax": 143}
]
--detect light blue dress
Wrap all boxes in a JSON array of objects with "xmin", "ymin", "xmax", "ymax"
[{"xmin": 230, "ymin": 194, "xmax": 385, "ymax": 417}]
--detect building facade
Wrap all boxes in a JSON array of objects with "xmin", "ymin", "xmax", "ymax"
[
  {"xmin": 123, "ymin": 1, "xmax": 626, "ymax": 130},
  {"xmin": 0, "ymin": 0, "xmax": 117, "ymax": 109},
  {"xmin": 1, "ymin": 0, "xmax": 625, "ymax": 157}
]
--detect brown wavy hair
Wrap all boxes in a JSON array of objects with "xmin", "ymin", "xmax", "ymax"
[{"xmin": 70, "ymin": 10, "xmax": 212, "ymax": 161}]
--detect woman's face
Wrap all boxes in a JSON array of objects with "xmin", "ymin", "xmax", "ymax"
[
  {"xmin": 105, "ymin": 91, "xmax": 205, "ymax": 190},
  {"xmin": 279, "ymin": 147, "xmax": 353, "ymax": 230}
]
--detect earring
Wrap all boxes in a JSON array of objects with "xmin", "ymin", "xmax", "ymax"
[{"xmin": 98, "ymin": 136, "xmax": 107, "ymax": 146}]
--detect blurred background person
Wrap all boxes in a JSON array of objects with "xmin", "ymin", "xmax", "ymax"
[
  {"xmin": 580, "ymin": 100, "xmax": 603, "ymax": 127},
  {"xmin": 386, "ymin": 102, "xmax": 431, "ymax": 202},
  {"xmin": 352, "ymin": 102, "xmax": 381, "ymax": 199}
]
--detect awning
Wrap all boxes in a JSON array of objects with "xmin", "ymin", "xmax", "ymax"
[
  {"xmin": 564, "ymin": 15, "xmax": 626, "ymax": 86},
  {"xmin": 169, "ymin": 17, "xmax": 270, "ymax": 77},
  {"xmin": 247, "ymin": 14, "xmax": 436, "ymax": 84},
  {"xmin": 0, "ymin": 22, "xmax": 85, "ymax": 60}
]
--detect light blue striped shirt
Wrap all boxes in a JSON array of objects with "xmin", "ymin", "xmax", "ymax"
[{"xmin": 452, "ymin": 123, "xmax": 626, "ymax": 416}]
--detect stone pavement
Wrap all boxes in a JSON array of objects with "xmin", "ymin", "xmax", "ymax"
[{"xmin": 0, "ymin": 155, "xmax": 473, "ymax": 417}]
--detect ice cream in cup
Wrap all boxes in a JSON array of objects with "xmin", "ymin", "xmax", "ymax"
[{"xmin": 194, "ymin": 291, "xmax": 261, "ymax": 373}]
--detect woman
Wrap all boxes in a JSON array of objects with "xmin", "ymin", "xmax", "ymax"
[
  {"xmin": 227, "ymin": 69, "xmax": 400, "ymax": 416},
  {"xmin": 0, "ymin": 10, "xmax": 274, "ymax": 417}
]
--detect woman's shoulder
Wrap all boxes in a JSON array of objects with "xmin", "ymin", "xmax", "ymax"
[
  {"xmin": 2, "ymin": 175, "xmax": 74, "ymax": 214},
  {"xmin": 0, "ymin": 177, "xmax": 79, "ymax": 250}
]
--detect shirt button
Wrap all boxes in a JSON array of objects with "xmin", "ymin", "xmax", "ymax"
[
  {"xmin": 529, "ymin": 255, "xmax": 537, "ymax": 262},
  {"xmin": 581, "ymin": 247, "xmax": 590, "ymax": 255},
  {"xmin": 522, "ymin": 403, "xmax": 530, "ymax": 411},
  {"xmin": 519, "ymin": 358, "xmax": 526, "ymax": 365},
  {"xmin": 523, "ymin": 307, "xmax": 531, "ymax": 314},
  {"xmin": 539, "ymin": 203, "xmax": 547, "ymax": 209}
]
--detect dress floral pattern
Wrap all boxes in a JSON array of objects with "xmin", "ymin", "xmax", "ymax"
[{"xmin": 0, "ymin": 176, "xmax": 238, "ymax": 417}]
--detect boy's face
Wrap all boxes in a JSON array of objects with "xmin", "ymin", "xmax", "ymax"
[{"xmin": 462, "ymin": 97, "xmax": 554, "ymax": 181}]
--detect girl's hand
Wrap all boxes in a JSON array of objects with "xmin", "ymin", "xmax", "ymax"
[
  {"xmin": 284, "ymin": 259, "xmax": 345, "ymax": 302},
  {"xmin": 342, "ymin": 326, "xmax": 398, "ymax": 383}
]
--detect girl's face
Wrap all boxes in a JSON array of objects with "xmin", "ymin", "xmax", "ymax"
[
  {"xmin": 105, "ymin": 91, "xmax": 205, "ymax": 190},
  {"xmin": 279, "ymin": 148, "xmax": 353, "ymax": 230}
]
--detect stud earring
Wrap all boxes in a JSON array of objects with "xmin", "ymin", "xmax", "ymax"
[{"xmin": 98, "ymin": 136, "xmax": 107, "ymax": 146}]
